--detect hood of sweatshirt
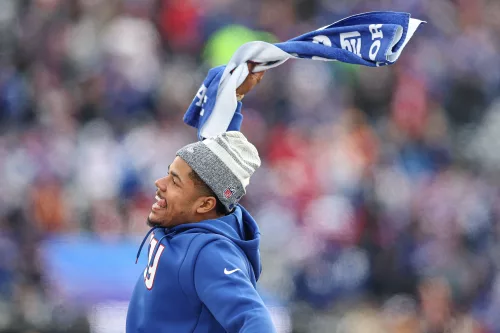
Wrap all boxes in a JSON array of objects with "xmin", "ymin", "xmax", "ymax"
[{"xmin": 136, "ymin": 204, "xmax": 262, "ymax": 281}]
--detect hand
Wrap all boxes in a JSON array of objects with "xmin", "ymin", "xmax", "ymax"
[{"xmin": 236, "ymin": 62, "xmax": 265, "ymax": 100}]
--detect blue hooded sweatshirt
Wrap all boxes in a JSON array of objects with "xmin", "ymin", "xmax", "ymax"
[{"xmin": 126, "ymin": 205, "xmax": 276, "ymax": 333}]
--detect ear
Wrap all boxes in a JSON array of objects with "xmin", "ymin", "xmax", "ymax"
[{"xmin": 195, "ymin": 196, "xmax": 217, "ymax": 214}]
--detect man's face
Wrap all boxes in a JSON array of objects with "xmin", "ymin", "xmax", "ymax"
[{"xmin": 148, "ymin": 157, "xmax": 201, "ymax": 228}]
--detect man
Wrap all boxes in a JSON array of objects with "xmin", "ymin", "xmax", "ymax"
[{"xmin": 126, "ymin": 66, "xmax": 276, "ymax": 332}]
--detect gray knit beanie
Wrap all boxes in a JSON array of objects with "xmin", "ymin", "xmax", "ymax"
[{"xmin": 176, "ymin": 131, "xmax": 261, "ymax": 212}]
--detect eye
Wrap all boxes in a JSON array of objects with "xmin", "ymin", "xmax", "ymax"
[{"xmin": 172, "ymin": 177, "xmax": 177, "ymax": 186}]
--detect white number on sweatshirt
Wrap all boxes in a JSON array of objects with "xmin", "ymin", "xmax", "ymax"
[{"xmin": 144, "ymin": 238, "xmax": 165, "ymax": 290}]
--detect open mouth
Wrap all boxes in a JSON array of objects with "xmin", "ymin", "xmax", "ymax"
[{"xmin": 152, "ymin": 195, "xmax": 167, "ymax": 211}]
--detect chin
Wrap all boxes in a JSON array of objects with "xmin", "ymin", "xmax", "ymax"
[
  {"xmin": 147, "ymin": 212, "xmax": 166, "ymax": 227},
  {"xmin": 146, "ymin": 218, "xmax": 162, "ymax": 227}
]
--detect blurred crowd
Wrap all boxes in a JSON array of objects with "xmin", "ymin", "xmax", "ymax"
[{"xmin": 1, "ymin": 0, "xmax": 500, "ymax": 332}]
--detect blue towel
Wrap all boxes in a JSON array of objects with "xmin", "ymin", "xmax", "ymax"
[{"xmin": 184, "ymin": 11, "xmax": 425, "ymax": 139}]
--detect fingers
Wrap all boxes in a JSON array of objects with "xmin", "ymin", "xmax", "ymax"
[
  {"xmin": 235, "ymin": 62, "xmax": 266, "ymax": 96},
  {"xmin": 247, "ymin": 61, "xmax": 265, "ymax": 82},
  {"xmin": 247, "ymin": 61, "xmax": 258, "ymax": 73},
  {"xmin": 253, "ymin": 71, "xmax": 265, "ymax": 83}
]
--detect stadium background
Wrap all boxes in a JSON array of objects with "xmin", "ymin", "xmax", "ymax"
[{"xmin": 1, "ymin": 0, "xmax": 500, "ymax": 332}]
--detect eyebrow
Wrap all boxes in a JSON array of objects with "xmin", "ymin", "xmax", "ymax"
[{"xmin": 168, "ymin": 164, "xmax": 183, "ymax": 185}]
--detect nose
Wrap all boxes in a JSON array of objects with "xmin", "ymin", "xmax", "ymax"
[{"xmin": 155, "ymin": 176, "xmax": 168, "ymax": 192}]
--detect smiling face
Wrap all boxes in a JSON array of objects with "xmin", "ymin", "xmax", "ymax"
[{"xmin": 148, "ymin": 157, "xmax": 219, "ymax": 228}]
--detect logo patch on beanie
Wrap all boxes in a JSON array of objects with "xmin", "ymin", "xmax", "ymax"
[{"xmin": 223, "ymin": 187, "xmax": 234, "ymax": 199}]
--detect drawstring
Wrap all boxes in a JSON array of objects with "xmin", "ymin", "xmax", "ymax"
[
  {"xmin": 135, "ymin": 227, "xmax": 157, "ymax": 264},
  {"xmin": 136, "ymin": 228, "xmax": 178, "ymax": 264},
  {"xmin": 148, "ymin": 232, "xmax": 175, "ymax": 267}
]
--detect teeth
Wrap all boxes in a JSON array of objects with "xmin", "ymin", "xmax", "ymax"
[{"xmin": 155, "ymin": 195, "xmax": 162, "ymax": 201}]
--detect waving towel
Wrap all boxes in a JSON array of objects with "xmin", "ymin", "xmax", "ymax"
[{"xmin": 184, "ymin": 11, "xmax": 425, "ymax": 139}]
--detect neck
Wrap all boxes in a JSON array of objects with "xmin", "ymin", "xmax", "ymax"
[{"xmin": 189, "ymin": 210, "xmax": 225, "ymax": 224}]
